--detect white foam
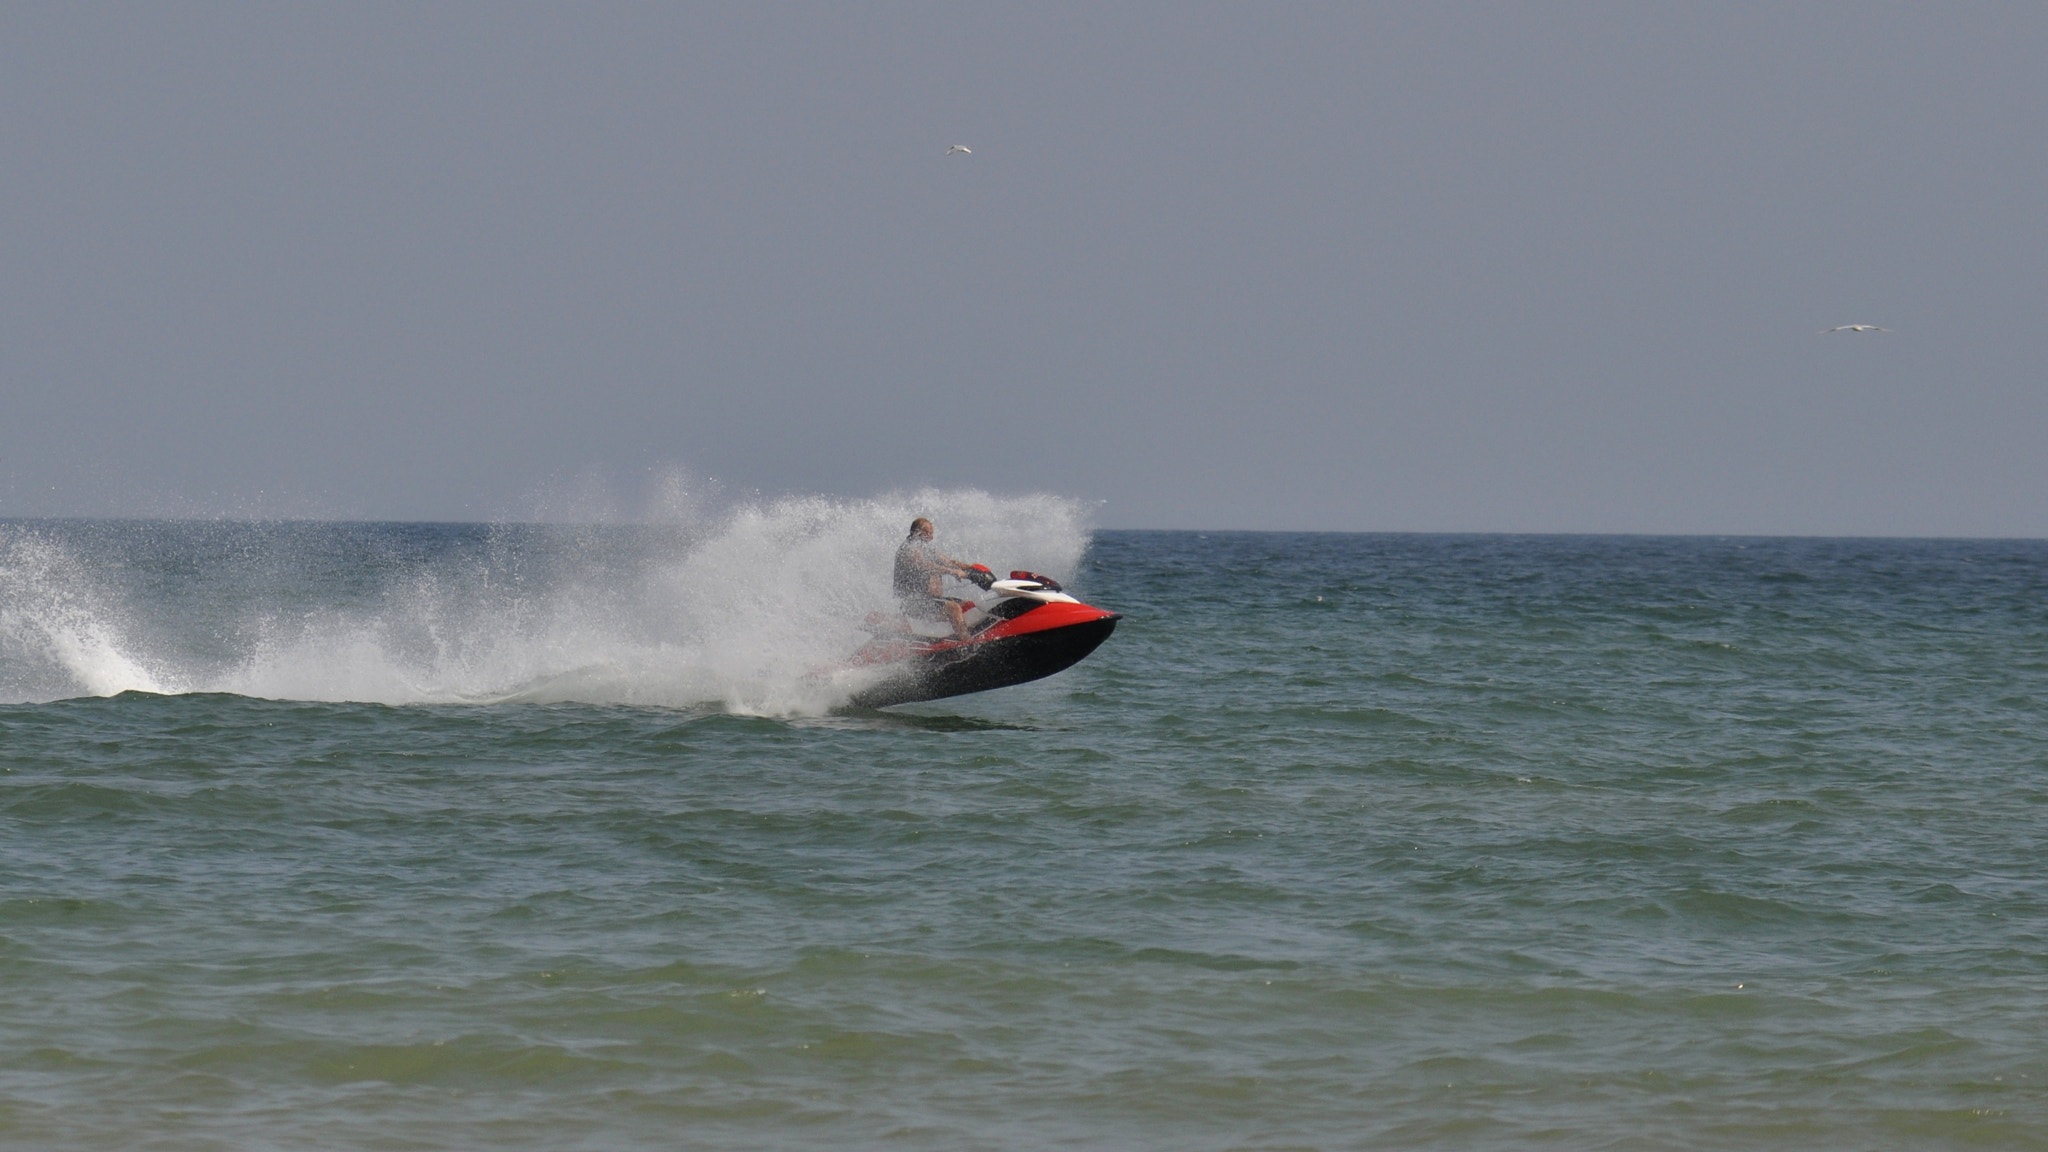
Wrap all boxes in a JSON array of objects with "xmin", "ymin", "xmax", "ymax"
[
  {"xmin": 0, "ymin": 535, "xmax": 179, "ymax": 699},
  {"xmin": 0, "ymin": 490, "xmax": 1092, "ymax": 711}
]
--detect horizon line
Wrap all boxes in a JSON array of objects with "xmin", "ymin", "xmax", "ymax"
[{"xmin": 1, "ymin": 514, "xmax": 2042, "ymax": 543}]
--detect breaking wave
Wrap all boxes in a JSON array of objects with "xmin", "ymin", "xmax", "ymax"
[{"xmin": 0, "ymin": 490, "xmax": 1091, "ymax": 711}]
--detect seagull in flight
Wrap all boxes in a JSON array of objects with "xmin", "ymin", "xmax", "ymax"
[
  {"xmin": 945, "ymin": 145, "xmax": 972, "ymax": 156},
  {"xmin": 1820, "ymin": 325, "xmax": 1891, "ymax": 334}
]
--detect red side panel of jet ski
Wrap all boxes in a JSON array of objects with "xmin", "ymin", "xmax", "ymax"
[{"xmin": 934, "ymin": 600, "xmax": 1116, "ymax": 650}]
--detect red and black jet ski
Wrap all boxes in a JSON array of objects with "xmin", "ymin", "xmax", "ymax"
[{"xmin": 839, "ymin": 567, "xmax": 1119, "ymax": 708}]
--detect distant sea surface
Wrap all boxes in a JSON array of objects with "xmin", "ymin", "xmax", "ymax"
[{"xmin": 3, "ymin": 519, "xmax": 2046, "ymax": 1149}]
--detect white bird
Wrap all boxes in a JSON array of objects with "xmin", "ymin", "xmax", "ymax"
[
  {"xmin": 1820, "ymin": 325, "xmax": 1891, "ymax": 334},
  {"xmin": 946, "ymin": 145, "xmax": 972, "ymax": 156}
]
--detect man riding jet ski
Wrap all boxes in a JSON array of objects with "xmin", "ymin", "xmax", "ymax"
[
  {"xmin": 836, "ymin": 518, "xmax": 1119, "ymax": 708},
  {"xmin": 894, "ymin": 517, "xmax": 978, "ymax": 640}
]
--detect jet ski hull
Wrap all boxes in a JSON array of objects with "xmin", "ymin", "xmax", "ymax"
[{"xmin": 846, "ymin": 608, "xmax": 1118, "ymax": 708}]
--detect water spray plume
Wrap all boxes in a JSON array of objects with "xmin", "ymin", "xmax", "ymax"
[{"xmin": 0, "ymin": 491, "xmax": 1091, "ymax": 711}]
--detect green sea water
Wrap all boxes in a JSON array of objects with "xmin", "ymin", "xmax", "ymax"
[{"xmin": 2, "ymin": 515, "xmax": 2045, "ymax": 1149}]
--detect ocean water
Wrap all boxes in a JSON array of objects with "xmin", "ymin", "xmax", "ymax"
[{"xmin": 2, "ymin": 507, "xmax": 2046, "ymax": 1149}]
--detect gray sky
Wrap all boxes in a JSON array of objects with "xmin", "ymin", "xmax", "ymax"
[{"xmin": 2, "ymin": 2, "xmax": 2043, "ymax": 533}]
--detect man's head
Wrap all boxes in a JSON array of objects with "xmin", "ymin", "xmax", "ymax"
[{"xmin": 908, "ymin": 517, "xmax": 934, "ymax": 540}]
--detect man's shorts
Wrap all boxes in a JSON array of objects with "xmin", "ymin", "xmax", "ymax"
[{"xmin": 900, "ymin": 595, "xmax": 953, "ymax": 622}]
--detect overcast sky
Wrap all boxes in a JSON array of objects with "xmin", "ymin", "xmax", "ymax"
[{"xmin": 2, "ymin": 3, "xmax": 2043, "ymax": 533}]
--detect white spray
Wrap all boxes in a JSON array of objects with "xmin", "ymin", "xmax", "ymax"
[
  {"xmin": 0, "ymin": 490, "xmax": 1092, "ymax": 711},
  {"xmin": 0, "ymin": 534, "xmax": 179, "ymax": 698}
]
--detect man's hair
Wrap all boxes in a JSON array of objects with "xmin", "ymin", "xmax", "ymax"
[{"xmin": 909, "ymin": 517, "xmax": 934, "ymax": 537}]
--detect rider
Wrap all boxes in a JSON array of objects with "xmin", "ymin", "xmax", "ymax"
[{"xmin": 894, "ymin": 517, "xmax": 976, "ymax": 641}]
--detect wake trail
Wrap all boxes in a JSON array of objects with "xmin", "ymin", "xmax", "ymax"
[{"xmin": 0, "ymin": 491, "xmax": 1091, "ymax": 712}]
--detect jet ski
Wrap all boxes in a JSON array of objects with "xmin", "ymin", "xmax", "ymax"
[{"xmin": 838, "ymin": 567, "xmax": 1119, "ymax": 708}]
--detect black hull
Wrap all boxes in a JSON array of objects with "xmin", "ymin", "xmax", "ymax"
[{"xmin": 847, "ymin": 616, "xmax": 1119, "ymax": 708}]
